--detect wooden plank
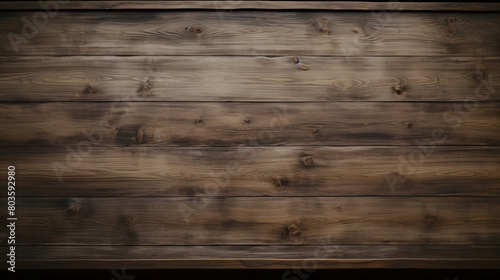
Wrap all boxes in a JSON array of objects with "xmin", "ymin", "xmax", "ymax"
[
  {"xmin": 1, "ymin": 197, "xmax": 499, "ymax": 245},
  {"xmin": 14, "ymin": 259, "xmax": 500, "ymax": 269},
  {"xmin": 2, "ymin": 1, "xmax": 500, "ymax": 12},
  {"xmin": 1, "ymin": 56, "xmax": 499, "ymax": 101},
  {"xmin": 0, "ymin": 102, "xmax": 498, "ymax": 146},
  {"xmin": 1, "ymin": 11, "xmax": 499, "ymax": 56},
  {"xmin": 8, "ymin": 245, "xmax": 500, "ymax": 269},
  {"xmin": 1, "ymin": 147, "xmax": 498, "ymax": 197}
]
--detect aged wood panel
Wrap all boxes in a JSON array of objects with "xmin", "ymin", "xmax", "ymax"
[
  {"xmin": 1, "ymin": 11, "xmax": 499, "ymax": 56},
  {"xmin": 13, "ymin": 259, "xmax": 500, "ymax": 270},
  {"xmin": 1, "ymin": 197, "xmax": 499, "ymax": 245},
  {"xmin": 2, "ymin": 1, "xmax": 500, "ymax": 12},
  {"xmin": 9, "ymin": 245, "xmax": 500, "ymax": 269},
  {"xmin": 0, "ymin": 102, "xmax": 498, "ymax": 146},
  {"xmin": 0, "ymin": 56, "xmax": 498, "ymax": 101},
  {"xmin": 0, "ymin": 147, "xmax": 498, "ymax": 197}
]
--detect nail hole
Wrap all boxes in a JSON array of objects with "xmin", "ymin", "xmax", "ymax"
[
  {"xmin": 243, "ymin": 119, "xmax": 251, "ymax": 125},
  {"xmin": 407, "ymin": 122, "xmax": 413, "ymax": 129},
  {"xmin": 196, "ymin": 117, "xmax": 204, "ymax": 125},
  {"xmin": 352, "ymin": 28, "xmax": 358, "ymax": 33}
]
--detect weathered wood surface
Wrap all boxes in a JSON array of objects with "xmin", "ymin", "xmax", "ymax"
[
  {"xmin": 0, "ymin": 0, "xmax": 500, "ymax": 12},
  {"xmin": 2, "ymin": 1, "xmax": 500, "ymax": 12},
  {"xmin": 0, "ymin": 147, "xmax": 498, "ymax": 197},
  {"xmin": 1, "ymin": 102, "xmax": 498, "ymax": 146},
  {"xmin": 1, "ymin": 11, "xmax": 499, "ymax": 56},
  {"xmin": 1, "ymin": 2, "xmax": 499, "ymax": 270},
  {"xmin": 0, "ymin": 56, "xmax": 498, "ymax": 101},
  {"xmin": 1, "ymin": 197, "xmax": 499, "ymax": 245},
  {"xmin": 8, "ymin": 245, "xmax": 500, "ymax": 269}
]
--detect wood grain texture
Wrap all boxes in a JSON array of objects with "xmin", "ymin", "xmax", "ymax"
[
  {"xmin": 0, "ymin": 56, "xmax": 498, "ymax": 101},
  {"xmin": 1, "ymin": 11, "xmax": 499, "ymax": 56},
  {"xmin": 2, "ymin": 1, "xmax": 500, "ymax": 12},
  {"xmin": 1, "ymin": 147, "xmax": 498, "ymax": 197},
  {"xmin": 0, "ymin": 197, "xmax": 499, "ymax": 245},
  {"xmin": 7, "ymin": 245, "xmax": 500, "ymax": 269},
  {"xmin": 0, "ymin": 102, "xmax": 498, "ymax": 146}
]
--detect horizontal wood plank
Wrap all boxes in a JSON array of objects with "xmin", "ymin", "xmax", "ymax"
[
  {"xmin": 1, "ymin": 11, "xmax": 499, "ymax": 56},
  {"xmin": 2, "ymin": 1, "xmax": 500, "ymax": 12},
  {"xmin": 4, "ymin": 245, "xmax": 500, "ymax": 269},
  {"xmin": 1, "ymin": 147, "xmax": 498, "ymax": 197},
  {"xmin": 1, "ymin": 197, "xmax": 499, "ymax": 245},
  {"xmin": 0, "ymin": 102, "xmax": 498, "ymax": 146},
  {"xmin": 0, "ymin": 56, "xmax": 498, "ymax": 101}
]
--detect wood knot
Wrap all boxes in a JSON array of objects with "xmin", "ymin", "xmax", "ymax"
[
  {"xmin": 196, "ymin": 117, "xmax": 204, "ymax": 125},
  {"xmin": 352, "ymin": 28, "xmax": 359, "ymax": 34},
  {"xmin": 446, "ymin": 17, "xmax": 457, "ymax": 24},
  {"xmin": 393, "ymin": 85, "xmax": 406, "ymax": 96},
  {"xmin": 288, "ymin": 224, "xmax": 300, "ymax": 235},
  {"xmin": 190, "ymin": 25, "xmax": 203, "ymax": 35},
  {"xmin": 243, "ymin": 119, "xmax": 251, "ymax": 125},
  {"xmin": 136, "ymin": 129, "xmax": 144, "ymax": 144},
  {"xmin": 426, "ymin": 213, "xmax": 436, "ymax": 221},
  {"xmin": 273, "ymin": 179, "xmax": 282, "ymax": 188},
  {"xmin": 102, "ymin": 119, "xmax": 113, "ymax": 128},
  {"xmin": 65, "ymin": 206, "xmax": 78, "ymax": 217},
  {"xmin": 317, "ymin": 18, "xmax": 330, "ymax": 35},
  {"xmin": 303, "ymin": 157, "xmax": 314, "ymax": 166},
  {"xmin": 336, "ymin": 205, "xmax": 342, "ymax": 211},
  {"xmin": 137, "ymin": 81, "xmax": 152, "ymax": 97},
  {"xmin": 84, "ymin": 86, "xmax": 96, "ymax": 95},
  {"xmin": 312, "ymin": 128, "xmax": 319, "ymax": 135},
  {"xmin": 122, "ymin": 214, "xmax": 134, "ymax": 225},
  {"xmin": 406, "ymin": 122, "xmax": 413, "ymax": 129},
  {"xmin": 474, "ymin": 70, "xmax": 486, "ymax": 81}
]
